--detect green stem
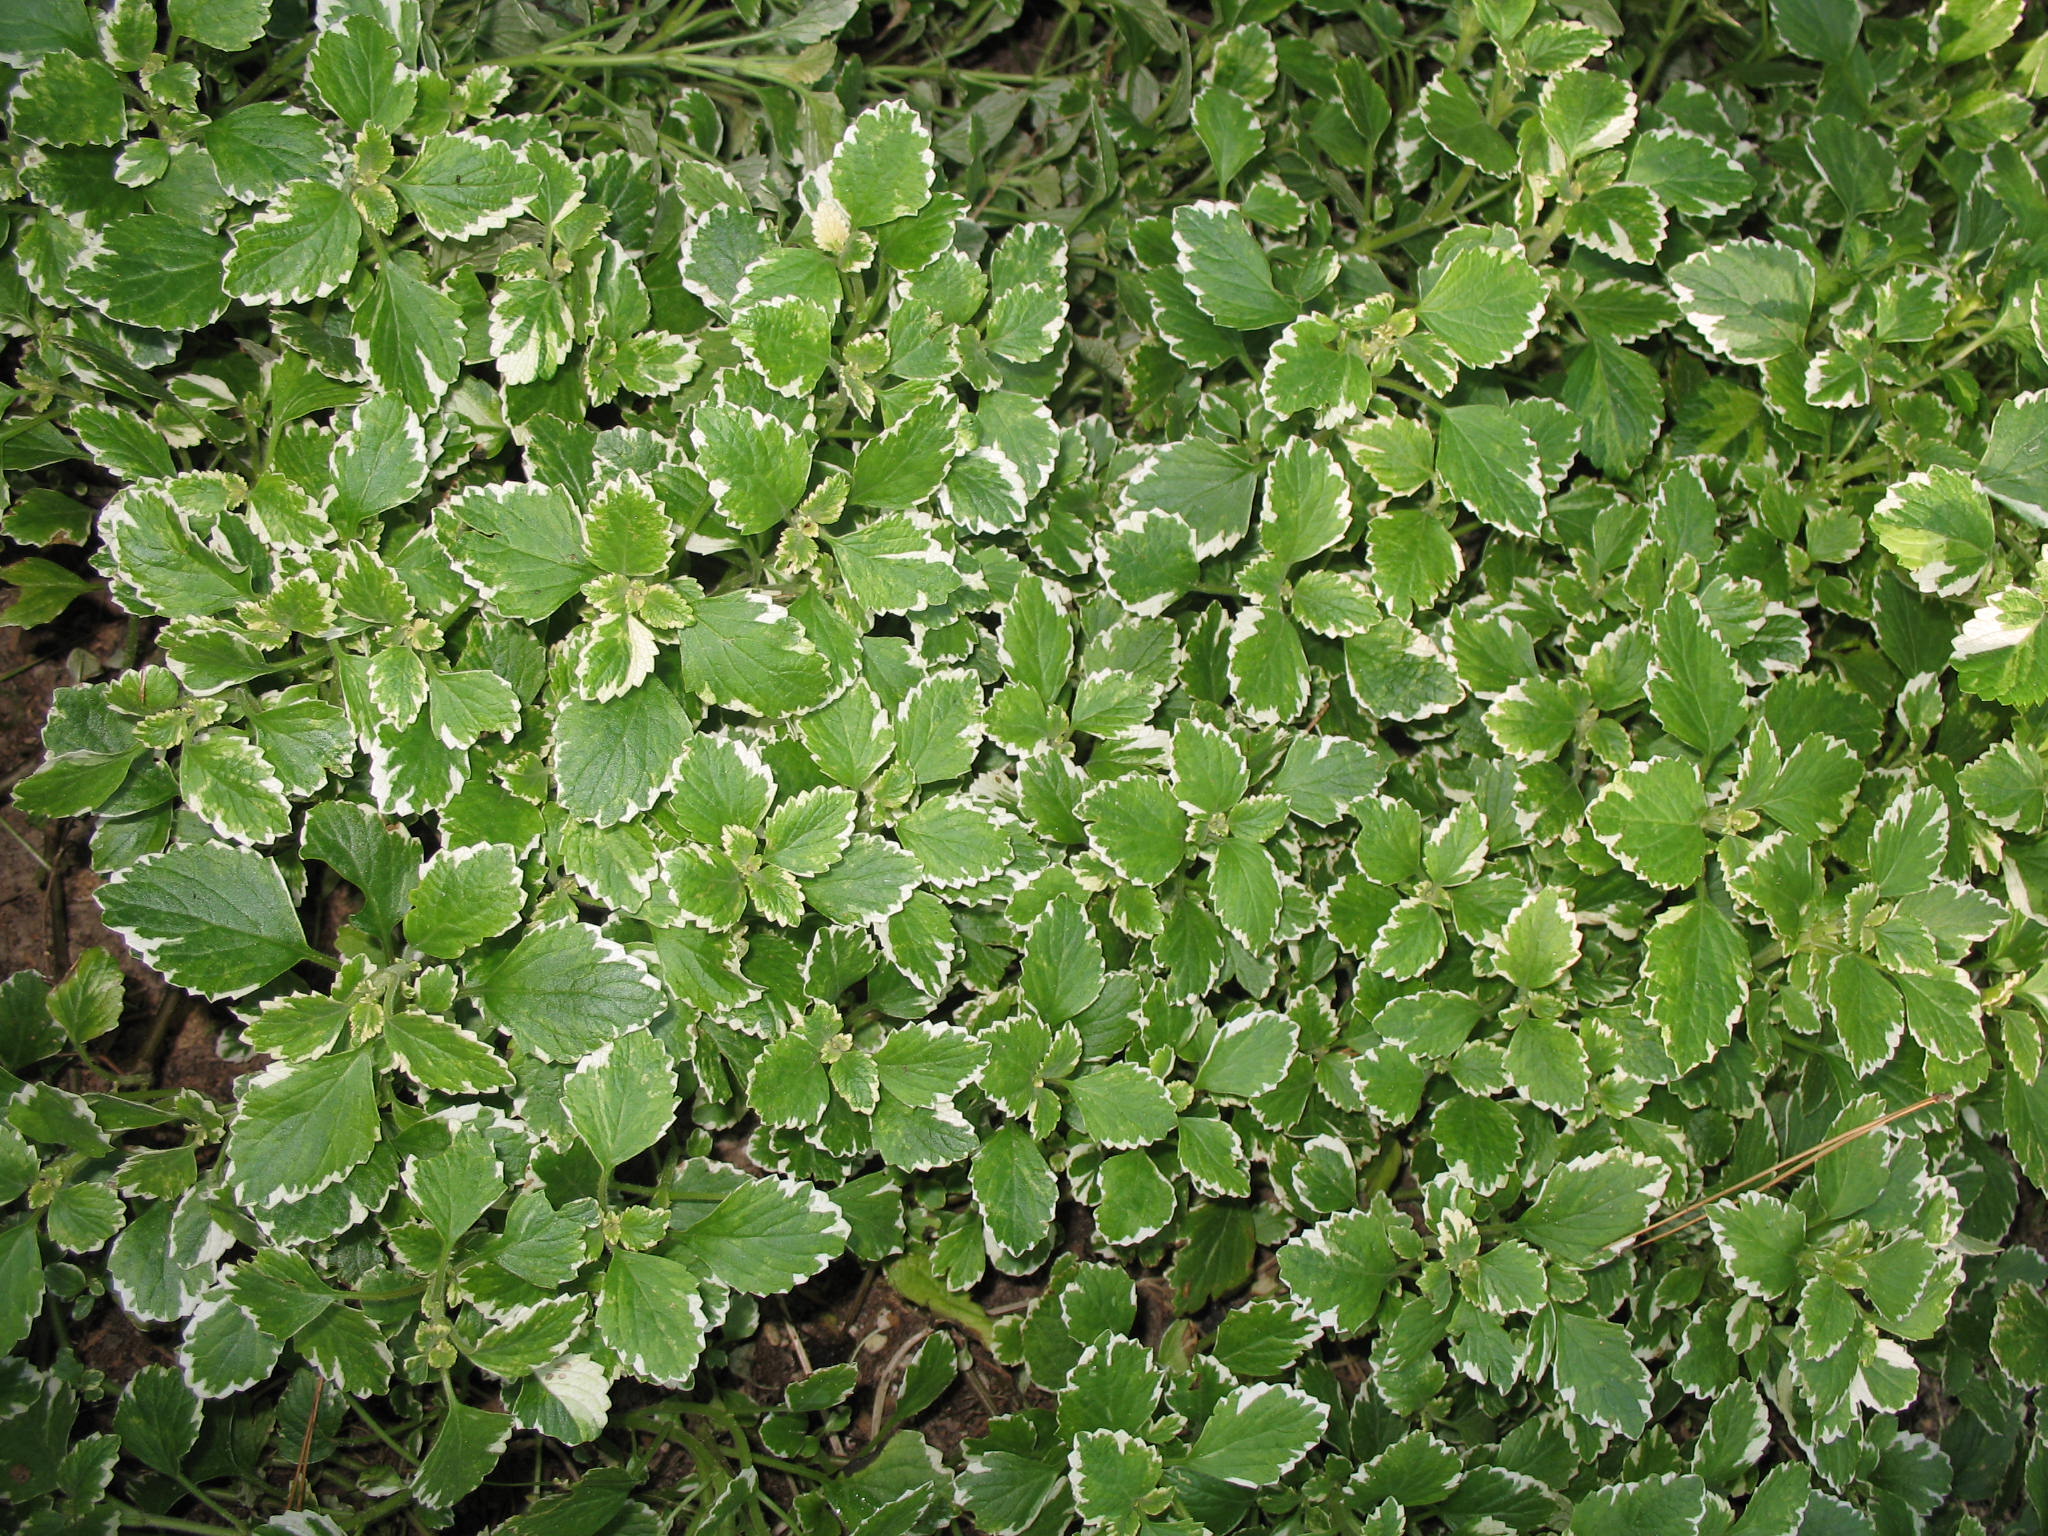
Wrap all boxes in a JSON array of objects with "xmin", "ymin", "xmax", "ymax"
[
  {"xmin": 353, "ymin": 1401, "xmax": 421, "ymax": 1467},
  {"xmin": 113, "ymin": 1505, "xmax": 242, "ymax": 1536},
  {"xmin": 172, "ymin": 1476, "xmax": 251, "ymax": 1534}
]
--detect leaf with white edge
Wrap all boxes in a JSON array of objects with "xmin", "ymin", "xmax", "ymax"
[
  {"xmin": 1070, "ymin": 1430, "xmax": 1162, "ymax": 1523},
  {"xmin": 1063, "ymin": 1063, "xmax": 1178, "ymax": 1149},
  {"xmin": 1642, "ymin": 899, "xmax": 1746, "ymax": 1072},
  {"xmin": 1517, "ymin": 1152, "xmax": 1668, "ymax": 1264},
  {"xmin": 800, "ymin": 833, "xmax": 921, "ymax": 924},
  {"xmin": 1181, "ymin": 1383, "xmax": 1330, "ymax": 1486},
  {"xmin": 1494, "ymin": 887, "xmax": 1579, "ymax": 991},
  {"xmin": 225, "ymin": 1049, "xmax": 378, "ymax": 1208},
  {"xmin": 598, "ymin": 1251, "xmax": 708, "ymax": 1387},
  {"xmin": 1416, "ymin": 246, "xmax": 1546, "ymax": 369},
  {"xmin": 1538, "ymin": 70, "xmax": 1638, "ymax": 162},
  {"xmin": 1432, "ymin": 1094, "xmax": 1523, "ymax": 1196},
  {"xmin": 402, "ymin": 844, "xmax": 524, "ymax": 959},
  {"xmin": 675, "ymin": 592, "xmax": 835, "ymax": 718},
  {"xmin": 395, "ymin": 132, "xmax": 537, "ymax": 241},
  {"xmin": 1871, "ymin": 468, "xmax": 1995, "ymax": 597},
  {"xmin": 1569, "ymin": 1472, "xmax": 1705, "ymax": 1534},
  {"xmin": 1669, "ymin": 239, "xmax": 1815, "ymax": 363},
  {"xmin": 1095, "ymin": 1152, "xmax": 1177, "ymax": 1245},
  {"xmin": 1587, "ymin": 756, "xmax": 1710, "ymax": 888},
  {"xmin": 1280, "ymin": 1203, "xmax": 1408, "ymax": 1334},
  {"xmin": 693, "ymin": 404, "xmax": 812, "ymax": 535},
  {"xmin": 1197, "ymin": 1009, "xmax": 1298, "ymax": 1100},
  {"xmin": 1208, "ymin": 834, "xmax": 1284, "ymax": 951},
  {"xmin": 670, "ymin": 1176, "xmax": 848, "ymax": 1294},
  {"xmin": 1627, "ymin": 127, "xmax": 1753, "ymax": 217},
  {"xmin": 1172, "ymin": 201, "xmax": 1296, "ymax": 329},
  {"xmin": 830, "ymin": 514, "xmax": 963, "ymax": 615},
  {"xmin": 114, "ymin": 1364, "xmax": 202, "ymax": 1476},
  {"xmin": 1706, "ymin": 1193, "xmax": 1807, "ymax": 1300},
  {"xmin": 828, "ymin": 102, "xmax": 936, "ymax": 228},
  {"xmin": 1551, "ymin": 1309, "xmax": 1652, "ymax": 1436},
  {"xmin": 1435, "ymin": 404, "xmax": 1544, "ymax": 536},
  {"xmin": 226, "ymin": 181, "xmax": 361, "ymax": 304},
  {"xmin": 443, "ymin": 484, "xmax": 592, "ymax": 622},
  {"xmin": 1992, "ymin": 1282, "xmax": 2048, "ymax": 1389},
  {"xmin": 1565, "ymin": 183, "xmax": 1666, "ymax": 264},
  {"xmin": 564, "ymin": 1030, "xmax": 678, "ymax": 1170},
  {"xmin": 1022, "ymin": 895, "xmax": 1104, "ymax": 1025},
  {"xmin": 1953, "ymin": 583, "xmax": 2048, "ymax": 708},
  {"xmin": 470, "ymin": 921, "xmax": 662, "ymax": 1062},
  {"xmin": 553, "ymin": 679, "xmax": 691, "ymax": 827},
  {"xmin": 179, "ymin": 731, "xmax": 292, "ymax": 846},
  {"xmin": 1262, "ymin": 437, "xmax": 1352, "ymax": 567},
  {"xmin": 1228, "ymin": 602, "xmax": 1310, "ymax": 724},
  {"xmin": 73, "ymin": 216, "xmax": 230, "ymax": 332},
  {"xmin": 1977, "ymin": 390, "xmax": 2048, "ymax": 527},
  {"xmin": 99, "ymin": 843, "xmax": 314, "ymax": 1000},
  {"xmin": 415, "ymin": 1403, "xmax": 513, "ymax": 1515},
  {"xmin": 974, "ymin": 1124, "xmax": 1058, "ymax": 1258},
  {"xmin": 1081, "ymin": 776, "xmax": 1189, "ymax": 886}
]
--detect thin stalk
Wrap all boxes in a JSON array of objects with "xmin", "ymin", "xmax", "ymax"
[{"xmin": 1615, "ymin": 1094, "xmax": 1949, "ymax": 1251}]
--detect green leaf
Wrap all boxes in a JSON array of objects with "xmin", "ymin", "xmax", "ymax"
[
  {"xmin": 830, "ymin": 514, "xmax": 963, "ymax": 614},
  {"xmin": 1706, "ymin": 1193, "xmax": 1807, "ymax": 1300},
  {"xmin": 973, "ymin": 1124, "xmax": 1058, "ymax": 1258},
  {"xmin": 309, "ymin": 15, "xmax": 415, "ymax": 131},
  {"xmin": 1173, "ymin": 201, "xmax": 1296, "ymax": 329},
  {"xmin": 99, "ymin": 843, "xmax": 314, "ymax": 999},
  {"xmin": 1992, "ymin": 1282, "xmax": 2048, "ymax": 1389},
  {"xmin": 1977, "ymin": 390, "xmax": 2048, "ymax": 526},
  {"xmin": 114, "ymin": 1365, "xmax": 201, "ymax": 1476},
  {"xmin": 1063, "ymin": 1062, "xmax": 1177, "ymax": 1149},
  {"xmin": 353, "ymin": 257, "xmax": 465, "ymax": 412},
  {"xmin": 74, "ymin": 215, "xmax": 230, "ymax": 332},
  {"xmin": 179, "ymin": 731, "xmax": 292, "ymax": 846},
  {"xmin": 1280, "ymin": 1203, "xmax": 1406, "ymax": 1334},
  {"xmin": 598, "ymin": 1251, "xmax": 707, "ymax": 1386},
  {"xmin": 1022, "ymin": 895, "xmax": 1104, "ymax": 1025},
  {"xmin": 415, "ymin": 1403, "xmax": 513, "ymax": 1514},
  {"xmin": 1495, "ymin": 887, "xmax": 1579, "ymax": 991},
  {"xmin": 1551, "ymin": 1309, "xmax": 1652, "ymax": 1436},
  {"xmin": 1432, "ymin": 1093, "xmax": 1523, "ymax": 1195},
  {"xmin": 471, "ymin": 921, "xmax": 663, "ymax": 1062},
  {"xmin": 1669, "ymin": 239, "xmax": 1815, "ymax": 363},
  {"xmin": 226, "ymin": 181, "xmax": 361, "ymax": 304},
  {"xmin": 1261, "ymin": 438, "xmax": 1352, "ymax": 567},
  {"xmin": 1197, "ymin": 1009, "xmax": 1298, "ymax": 1100},
  {"xmin": 676, "ymin": 593, "xmax": 835, "ymax": 717},
  {"xmin": 1871, "ymin": 468, "xmax": 1996, "ymax": 597},
  {"xmin": 1569, "ymin": 1473, "xmax": 1705, "ymax": 1534},
  {"xmin": 8, "ymin": 52, "xmax": 126, "ymax": 147},
  {"xmin": 1642, "ymin": 899, "xmax": 1747, "ymax": 1073},
  {"xmin": 694, "ymin": 403, "xmax": 813, "ymax": 534},
  {"xmin": 1436, "ymin": 405, "xmax": 1544, "ymax": 536},
  {"xmin": 1181, "ymin": 1383, "xmax": 1329, "ymax": 1486},
  {"xmin": 396, "ymin": 132, "xmax": 536, "ymax": 240},
  {"xmin": 1, "ymin": 558, "xmax": 95, "ymax": 629},
  {"xmin": 225, "ymin": 1049, "xmax": 379, "ymax": 1207},
  {"xmin": 1650, "ymin": 595, "xmax": 1748, "ymax": 759},
  {"xmin": 1516, "ymin": 1151, "xmax": 1668, "ymax": 1265},
  {"xmin": 828, "ymin": 101, "xmax": 936, "ymax": 228},
  {"xmin": 1954, "ymin": 583, "xmax": 2048, "ymax": 707},
  {"xmin": 1562, "ymin": 336, "xmax": 1662, "ymax": 476},
  {"xmin": 1194, "ymin": 87, "xmax": 1264, "ymax": 188},
  {"xmin": 564, "ymin": 1030, "xmax": 677, "ymax": 1170},
  {"xmin": 1082, "ymin": 776, "xmax": 1189, "ymax": 886},
  {"xmin": 670, "ymin": 1176, "xmax": 848, "ymax": 1294},
  {"xmin": 553, "ymin": 679, "xmax": 691, "ymax": 827},
  {"xmin": 1417, "ymin": 246, "xmax": 1546, "ymax": 369},
  {"xmin": 1587, "ymin": 756, "xmax": 1709, "ymax": 888}
]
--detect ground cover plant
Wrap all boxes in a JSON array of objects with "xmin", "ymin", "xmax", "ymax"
[{"xmin": 3, "ymin": 0, "xmax": 2048, "ymax": 1529}]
